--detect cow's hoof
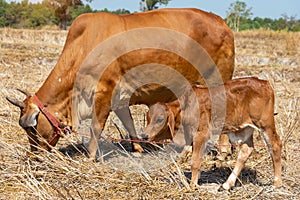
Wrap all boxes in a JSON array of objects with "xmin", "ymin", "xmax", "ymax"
[
  {"xmin": 133, "ymin": 143, "xmax": 144, "ymax": 153},
  {"xmin": 190, "ymin": 183, "xmax": 200, "ymax": 190},
  {"xmin": 83, "ymin": 156, "xmax": 96, "ymax": 162},
  {"xmin": 27, "ymin": 152, "xmax": 43, "ymax": 162}
]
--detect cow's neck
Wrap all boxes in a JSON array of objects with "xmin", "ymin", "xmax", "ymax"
[{"xmin": 36, "ymin": 66, "xmax": 74, "ymax": 129}]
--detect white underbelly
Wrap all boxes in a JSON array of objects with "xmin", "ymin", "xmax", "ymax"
[{"xmin": 228, "ymin": 124, "xmax": 259, "ymax": 143}]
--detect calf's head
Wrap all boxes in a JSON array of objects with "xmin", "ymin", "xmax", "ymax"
[
  {"xmin": 6, "ymin": 89, "xmax": 57, "ymax": 152},
  {"xmin": 143, "ymin": 103, "xmax": 175, "ymax": 141}
]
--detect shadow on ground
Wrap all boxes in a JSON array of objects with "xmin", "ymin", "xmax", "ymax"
[
  {"xmin": 184, "ymin": 166, "xmax": 261, "ymax": 188},
  {"xmin": 58, "ymin": 141, "xmax": 262, "ymax": 189}
]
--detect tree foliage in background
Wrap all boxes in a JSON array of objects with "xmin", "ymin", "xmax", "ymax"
[
  {"xmin": 0, "ymin": 0, "xmax": 299, "ymax": 31},
  {"xmin": 97, "ymin": 8, "xmax": 130, "ymax": 15},
  {"xmin": 139, "ymin": 0, "xmax": 170, "ymax": 11},
  {"xmin": 237, "ymin": 15, "xmax": 300, "ymax": 31},
  {"xmin": 2, "ymin": 0, "xmax": 57, "ymax": 28},
  {"xmin": 69, "ymin": 4, "xmax": 93, "ymax": 25},
  {"xmin": 225, "ymin": 0, "xmax": 300, "ymax": 32},
  {"xmin": 45, "ymin": 0, "xmax": 92, "ymax": 30},
  {"xmin": 226, "ymin": 0, "xmax": 253, "ymax": 31},
  {"xmin": 0, "ymin": 0, "xmax": 8, "ymax": 27}
]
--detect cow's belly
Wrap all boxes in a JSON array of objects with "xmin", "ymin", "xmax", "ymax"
[{"xmin": 111, "ymin": 62, "xmax": 193, "ymax": 109}]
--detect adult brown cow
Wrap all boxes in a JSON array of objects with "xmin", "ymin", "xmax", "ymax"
[
  {"xmin": 6, "ymin": 8, "xmax": 234, "ymax": 160},
  {"xmin": 142, "ymin": 77, "xmax": 282, "ymax": 190}
]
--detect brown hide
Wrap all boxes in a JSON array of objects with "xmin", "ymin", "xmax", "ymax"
[
  {"xmin": 144, "ymin": 102, "xmax": 181, "ymax": 142},
  {"xmin": 146, "ymin": 77, "xmax": 282, "ymax": 189},
  {"xmin": 7, "ymin": 8, "xmax": 235, "ymax": 157}
]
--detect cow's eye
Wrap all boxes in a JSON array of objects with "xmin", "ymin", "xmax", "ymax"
[{"xmin": 156, "ymin": 118, "xmax": 164, "ymax": 123}]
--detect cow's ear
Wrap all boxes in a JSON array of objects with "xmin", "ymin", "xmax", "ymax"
[{"xmin": 167, "ymin": 110, "xmax": 175, "ymax": 138}]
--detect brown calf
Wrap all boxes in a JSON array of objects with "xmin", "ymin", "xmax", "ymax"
[
  {"xmin": 144, "ymin": 101, "xmax": 231, "ymax": 159},
  {"xmin": 143, "ymin": 77, "xmax": 282, "ymax": 190}
]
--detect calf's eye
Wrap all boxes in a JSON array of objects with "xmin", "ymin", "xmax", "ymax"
[{"xmin": 156, "ymin": 118, "xmax": 164, "ymax": 123}]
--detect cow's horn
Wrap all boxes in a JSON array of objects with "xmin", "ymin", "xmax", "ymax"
[
  {"xmin": 16, "ymin": 88, "xmax": 31, "ymax": 97},
  {"xmin": 6, "ymin": 96, "xmax": 25, "ymax": 109}
]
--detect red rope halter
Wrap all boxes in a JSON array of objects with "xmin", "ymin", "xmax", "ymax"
[{"xmin": 32, "ymin": 95, "xmax": 72, "ymax": 145}]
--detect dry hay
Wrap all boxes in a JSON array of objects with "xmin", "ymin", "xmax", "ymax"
[
  {"xmin": 235, "ymin": 30, "xmax": 300, "ymax": 68},
  {"xmin": 0, "ymin": 29, "xmax": 299, "ymax": 199}
]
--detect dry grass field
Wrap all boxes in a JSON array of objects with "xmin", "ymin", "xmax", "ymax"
[{"xmin": 0, "ymin": 28, "xmax": 299, "ymax": 199}]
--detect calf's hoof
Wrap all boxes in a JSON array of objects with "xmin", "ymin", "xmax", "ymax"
[
  {"xmin": 217, "ymin": 151, "xmax": 231, "ymax": 161},
  {"xmin": 222, "ymin": 182, "xmax": 233, "ymax": 190},
  {"xmin": 274, "ymin": 177, "xmax": 282, "ymax": 187},
  {"xmin": 216, "ymin": 154, "xmax": 226, "ymax": 161}
]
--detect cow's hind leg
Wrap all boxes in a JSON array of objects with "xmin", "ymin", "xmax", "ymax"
[
  {"xmin": 115, "ymin": 107, "xmax": 143, "ymax": 153},
  {"xmin": 261, "ymin": 127, "xmax": 282, "ymax": 187},
  {"xmin": 222, "ymin": 133, "xmax": 254, "ymax": 190}
]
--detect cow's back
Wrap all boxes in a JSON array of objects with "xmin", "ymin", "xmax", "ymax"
[{"xmin": 37, "ymin": 8, "xmax": 235, "ymax": 108}]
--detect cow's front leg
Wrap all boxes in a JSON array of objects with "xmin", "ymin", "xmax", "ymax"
[
  {"xmin": 87, "ymin": 102, "xmax": 110, "ymax": 161},
  {"xmin": 115, "ymin": 107, "xmax": 143, "ymax": 153},
  {"xmin": 87, "ymin": 120, "xmax": 102, "ymax": 161}
]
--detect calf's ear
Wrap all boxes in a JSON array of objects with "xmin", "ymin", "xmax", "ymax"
[
  {"xmin": 146, "ymin": 110, "xmax": 151, "ymax": 125},
  {"xmin": 167, "ymin": 110, "xmax": 175, "ymax": 138}
]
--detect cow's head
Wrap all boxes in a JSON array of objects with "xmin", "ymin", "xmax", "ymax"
[
  {"xmin": 142, "ymin": 103, "xmax": 175, "ymax": 142},
  {"xmin": 6, "ymin": 89, "xmax": 58, "ymax": 152}
]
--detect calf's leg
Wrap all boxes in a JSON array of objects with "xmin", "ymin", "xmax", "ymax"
[
  {"xmin": 261, "ymin": 127, "xmax": 282, "ymax": 187},
  {"xmin": 222, "ymin": 134, "xmax": 254, "ymax": 190},
  {"xmin": 190, "ymin": 129, "xmax": 209, "ymax": 187},
  {"xmin": 218, "ymin": 133, "xmax": 231, "ymax": 160}
]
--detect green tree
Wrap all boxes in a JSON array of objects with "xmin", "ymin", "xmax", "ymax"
[
  {"xmin": 281, "ymin": 14, "xmax": 300, "ymax": 31},
  {"xmin": 0, "ymin": 0, "xmax": 8, "ymax": 27},
  {"xmin": 27, "ymin": 1, "xmax": 57, "ymax": 28},
  {"xmin": 95, "ymin": 8, "xmax": 130, "ymax": 15},
  {"xmin": 111, "ymin": 8, "xmax": 130, "ymax": 15},
  {"xmin": 45, "ymin": 0, "xmax": 92, "ymax": 30},
  {"xmin": 226, "ymin": 0, "xmax": 252, "ymax": 31},
  {"xmin": 139, "ymin": 0, "xmax": 170, "ymax": 11},
  {"xmin": 5, "ymin": 1, "xmax": 24, "ymax": 28},
  {"xmin": 69, "ymin": 4, "xmax": 93, "ymax": 25},
  {"xmin": 5, "ymin": 0, "xmax": 56, "ymax": 28}
]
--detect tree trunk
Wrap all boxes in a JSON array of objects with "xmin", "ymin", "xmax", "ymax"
[{"xmin": 61, "ymin": 12, "xmax": 67, "ymax": 30}]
